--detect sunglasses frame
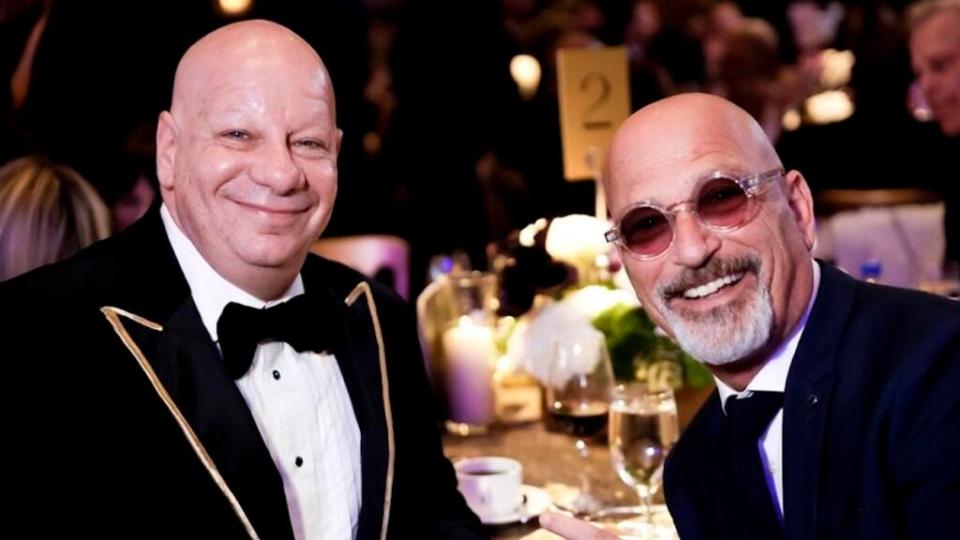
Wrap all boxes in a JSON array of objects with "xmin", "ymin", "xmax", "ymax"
[{"xmin": 604, "ymin": 168, "xmax": 785, "ymax": 260}]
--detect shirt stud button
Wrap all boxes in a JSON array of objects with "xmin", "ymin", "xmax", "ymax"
[
  {"xmin": 295, "ymin": 456, "xmax": 304, "ymax": 467},
  {"xmin": 272, "ymin": 370, "xmax": 281, "ymax": 380}
]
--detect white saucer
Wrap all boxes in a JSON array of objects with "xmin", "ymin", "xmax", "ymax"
[{"xmin": 480, "ymin": 485, "xmax": 552, "ymax": 525}]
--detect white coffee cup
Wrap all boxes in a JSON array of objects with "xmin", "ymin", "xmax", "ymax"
[{"xmin": 454, "ymin": 456, "xmax": 523, "ymax": 521}]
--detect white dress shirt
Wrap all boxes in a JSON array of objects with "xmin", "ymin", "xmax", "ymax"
[
  {"xmin": 161, "ymin": 204, "xmax": 362, "ymax": 540},
  {"xmin": 714, "ymin": 260, "xmax": 821, "ymax": 520}
]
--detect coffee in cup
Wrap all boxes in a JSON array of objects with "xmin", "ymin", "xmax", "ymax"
[{"xmin": 454, "ymin": 456, "xmax": 523, "ymax": 521}]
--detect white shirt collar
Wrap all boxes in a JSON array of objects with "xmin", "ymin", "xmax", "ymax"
[
  {"xmin": 160, "ymin": 203, "xmax": 304, "ymax": 343},
  {"xmin": 715, "ymin": 259, "xmax": 821, "ymax": 412}
]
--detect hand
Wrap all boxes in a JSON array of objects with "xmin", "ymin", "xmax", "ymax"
[{"xmin": 539, "ymin": 512, "xmax": 620, "ymax": 539}]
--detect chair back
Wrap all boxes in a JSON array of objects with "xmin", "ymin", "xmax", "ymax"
[{"xmin": 311, "ymin": 235, "xmax": 410, "ymax": 299}]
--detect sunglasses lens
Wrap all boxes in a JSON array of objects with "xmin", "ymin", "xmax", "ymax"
[
  {"xmin": 619, "ymin": 205, "xmax": 672, "ymax": 257},
  {"xmin": 697, "ymin": 177, "xmax": 751, "ymax": 228}
]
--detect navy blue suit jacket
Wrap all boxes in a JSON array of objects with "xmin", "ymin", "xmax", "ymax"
[{"xmin": 664, "ymin": 262, "xmax": 960, "ymax": 539}]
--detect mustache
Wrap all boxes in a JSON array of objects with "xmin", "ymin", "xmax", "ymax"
[{"xmin": 658, "ymin": 255, "xmax": 761, "ymax": 300}]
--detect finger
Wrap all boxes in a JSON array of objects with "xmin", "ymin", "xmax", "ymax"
[{"xmin": 539, "ymin": 512, "xmax": 619, "ymax": 539}]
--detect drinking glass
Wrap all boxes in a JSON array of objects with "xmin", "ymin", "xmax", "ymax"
[
  {"xmin": 606, "ymin": 383, "xmax": 679, "ymax": 536},
  {"xmin": 544, "ymin": 336, "xmax": 614, "ymax": 515}
]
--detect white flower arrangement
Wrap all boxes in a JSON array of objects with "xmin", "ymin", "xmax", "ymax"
[
  {"xmin": 545, "ymin": 214, "xmax": 611, "ymax": 277},
  {"xmin": 506, "ymin": 284, "xmax": 639, "ymax": 385}
]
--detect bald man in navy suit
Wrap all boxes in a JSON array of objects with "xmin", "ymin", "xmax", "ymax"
[{"xmin": 542, "ymin": 94, "xmax": 959, "ymax": 540}]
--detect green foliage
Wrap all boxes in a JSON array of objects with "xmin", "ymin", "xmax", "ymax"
[{"xmin": 592, "ymin": 304, "xmax": 712, "ymax": 387}]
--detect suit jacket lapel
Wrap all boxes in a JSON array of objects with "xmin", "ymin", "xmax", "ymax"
[
  {"xmin": 781, "ymin": 262, "xmax": 854, "ymax": 540},
  {"xmin": 701, "ymin": 395, "xmax": 744, "ymax": 540},
  {"xmin": 304, "ymin": 270, "xmax": 390, "ymax": 540},
  {"xmin": 142, "ymin": 301, "xmax": 295, "ymax": 540},
  {"xmin": 102, "ymin": 207, "xmax": 294, "ymax": 539}
]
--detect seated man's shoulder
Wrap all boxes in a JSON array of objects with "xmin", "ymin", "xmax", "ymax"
[
  {"xmin": 0, "ymin": 232, "xmax": 123, "ymax": 310},
  {"xmin": 835, "ymin": 280, "xmax": 960, "ymax": 406},
  {"xmin": 853, "ymin": 279, "xmax": 960, "ymax": 337}
]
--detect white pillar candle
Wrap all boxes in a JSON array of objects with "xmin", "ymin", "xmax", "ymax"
[{"xmin": 442, "ymin": 316, "xmax": 496, "ymax": 425}]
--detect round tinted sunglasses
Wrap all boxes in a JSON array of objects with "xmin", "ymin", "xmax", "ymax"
[{"xmin": 604, "ymin": 168, "xmax": 785, "ymax": 260}]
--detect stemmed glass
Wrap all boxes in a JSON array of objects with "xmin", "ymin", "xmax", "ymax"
[
  {"xmin": 544, "ymin": 336, "xmax": 614, "ymax": 515},
  {"xmin": 606, "ymin": 382, "xmax": 680, "ymax": 537}
]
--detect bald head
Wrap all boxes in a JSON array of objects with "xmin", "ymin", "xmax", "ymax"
[
  {"xmin": 606, "ymin": 94, "xmax": 780, "ymax": 209},
  {"xmin": 171, "ymin": 20, "xmax": 334, "ymax": 124}
]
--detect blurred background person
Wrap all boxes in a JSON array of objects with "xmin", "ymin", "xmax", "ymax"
[
  {"xmin": 909, "ymin": 0, "xmax": 960, "ymax": 269},
  {"xmin": 776, "ymin": 0, "xmax": 948, "ymax": 191},
  {"xmin": 910, "ymin": 0, "xmax": 960, "ymax": 137},
  {"xmin": 709, "ymin": 16, "xmax": 786, "ymax": 141},
  {"xmin": 0, "ymin": 155, "xmax": 110, "ymax": 281}
]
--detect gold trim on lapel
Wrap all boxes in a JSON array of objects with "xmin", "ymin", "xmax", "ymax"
[
  {"xmin": 345, "ymin": 283, "xmax": 396, "ymax": 540},
  {"xmin": 99, "ymin": 306, "xmax": 261, "ymax": 540}
]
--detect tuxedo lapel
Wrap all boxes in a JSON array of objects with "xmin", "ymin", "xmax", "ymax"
[
  {"xmin": 342, "ymin": 294, "xmax": 390, "ymax": 540},
  {"xmin": 97, "ymin": 208, "xmax": 294, "ymax": 540},
  {"xmin": 148, "ymin": 301, "xmax": 295, "ymax": 540},
  {"xmin": 781, "ymin": 263, "xmax": 854, "ymax": 540},
  {"xmin": 302, "ymin": 270, "xmax": 394, "ymax": 540}
]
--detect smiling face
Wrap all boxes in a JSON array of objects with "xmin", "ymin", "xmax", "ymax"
[
  {"xmin": 156, "ymin": 21, "xmax": 341, "ymax": 299},
  {"xmin": 606, "ymin": 94, "xmax": 816, "ymax": 371}
]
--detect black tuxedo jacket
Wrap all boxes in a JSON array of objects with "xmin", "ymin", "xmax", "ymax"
[
  {"xmin": 0, "ymin": 208, "xmax": 483, "ymax": 539},
  {"xmin": 664, "ymin": 263, "xmax": 960, "ymax": 539}
]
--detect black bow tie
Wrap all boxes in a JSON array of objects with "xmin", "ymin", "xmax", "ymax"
[{"xmin": 216, "ymin": 294, "xmax": 341, "ymax": 379}]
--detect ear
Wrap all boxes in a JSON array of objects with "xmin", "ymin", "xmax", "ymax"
[
  {"xmin": 783, "ymin": 169, "xmax": 817, "ymax": 251},
  {"xmin": 155, "ymin": 111, "xmax": 178, "ymax": 191},
  {"xmin": 333, "ymin": 128, "xmax": 344, "ymax": 159}
]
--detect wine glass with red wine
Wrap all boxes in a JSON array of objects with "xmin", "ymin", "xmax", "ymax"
[{"xmin": 545, "ymin": 335, "xmax": 614, "ymax": 515}]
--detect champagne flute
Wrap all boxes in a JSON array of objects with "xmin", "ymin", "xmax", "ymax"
[
  {"xmin": 608, "ymin": 383, "xmax": 679, "ymax": 536},
  {"xmin": 545, "ymin": 335, "xmax": 614, "ymax": 515}
]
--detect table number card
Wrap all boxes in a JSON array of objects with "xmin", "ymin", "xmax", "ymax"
[{"xmin": 557, "ymin": 46, "xmax": 631, "ymax": 184}]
